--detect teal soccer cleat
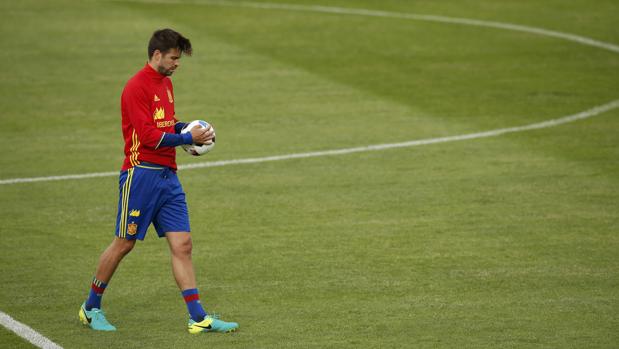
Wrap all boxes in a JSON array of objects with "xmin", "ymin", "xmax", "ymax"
[
  {"xmin": 79, "ymin": 303, "xmax": 117, "ymax": 331},
  {"xmin": 188, "ymin": 314, "xmax": 239, "ymax": 334}
]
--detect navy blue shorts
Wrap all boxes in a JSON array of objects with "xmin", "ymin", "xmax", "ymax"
[{"xmin": 115, "ymin": 163, "xmax": 190, "ymax": 240}]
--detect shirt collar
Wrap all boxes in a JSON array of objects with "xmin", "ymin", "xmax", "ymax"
[{"xmin": 143, "ymin": 62, "xmax": 166, "ymax": 81}]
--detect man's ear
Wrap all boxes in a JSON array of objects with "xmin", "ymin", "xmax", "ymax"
[{"xmin": 152, "ymin": 49, "xmax": 162, "ymax": 62}]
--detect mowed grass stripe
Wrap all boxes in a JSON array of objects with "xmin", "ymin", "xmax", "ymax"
[
  {"xmin": 0, "ymin": 1, "xmax": 617, "ymax": 348},
  {"xmin": 1, "ymin": 97, "xmax": 617, "ymax": 185},
  {"xmin": 122, "ymin": 0, "xmax": 619, "ymax": 54}
]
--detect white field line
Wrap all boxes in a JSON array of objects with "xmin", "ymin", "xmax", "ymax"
[
  {"xmin": 2, "ymin": 3, "xmax": 618, "ymax": 346},
  {"xmin": 0, "ymin": 311, "xmax": 63, "ymax": 349},
  {"xmin": 2, "ymin": 99, "xmax": 618, "ymax": 186},
  {"xmin": 124, "ymin": 0, "xmax": 619, "ymax": 54},
  {"xmin": 1, "ymin": 1, "xmax": 616, "ymax": 187}
]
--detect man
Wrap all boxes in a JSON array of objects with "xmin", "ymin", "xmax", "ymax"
[{"xmin": 78, "ymin": 28, "xmax": 238, "ymax": 334}]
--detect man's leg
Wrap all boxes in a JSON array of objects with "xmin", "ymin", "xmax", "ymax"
[
  {"xmin": 85, "ymin": 237, "xmax": 135, "ymax": 310},
  {"xmin": 165, "ymin": 232, "xmax": 238, "ymax": 333},
  {"xmin": 80, "ymin": 237, "xmax": 135, "ymax": 331},
  {"xmin": 94, "ymin": 237, "xmax": 136, "ymax": 284},
  {"xmin": 166, "ymin": 232, "xmax": 206, "ymax": 321},
  {"xmin": 166, "ymin": 232, "xmax": 196, "ymax": 290}
]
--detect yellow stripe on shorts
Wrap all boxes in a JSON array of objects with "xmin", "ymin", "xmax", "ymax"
[{"xmin": 119, "ymin": 168, "xmax": 134, "ymax": 238}]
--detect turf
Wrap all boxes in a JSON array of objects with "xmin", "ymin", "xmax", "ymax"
[{"xmin": 0, "ymin": 0, "xmax": 617, "ymax": 348}]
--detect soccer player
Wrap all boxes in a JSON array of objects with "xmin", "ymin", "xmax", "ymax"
[{"xmin": 78, "ymin": 28, "xmax": 238, "ymax": 334}]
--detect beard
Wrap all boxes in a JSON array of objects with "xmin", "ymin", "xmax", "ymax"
[{"xmin": 157, "ymin": 65, "xmax": 175, "ymax": 76}]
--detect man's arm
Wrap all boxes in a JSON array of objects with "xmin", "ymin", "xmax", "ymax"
[
  {"xmin": 123, "ymin": 85, "xmax": 166, "ymax": 149},
  {"xmin": 158, "ymin": 131, "xmax": 193, "ymax": 148},
  {"xmin": 158, "ymin": 121, "xmax": 214, "ymax": 148},
  {"xmin": 123, "ymin": 86, "xmax": 205, "ymax": 149},
  {"xmin": 156, "ymin": 121, "xmax": 191, "ymax": 148},
  {"xmin": 174, "ymin": 122, "xmax": 187, "ymax": 134}
]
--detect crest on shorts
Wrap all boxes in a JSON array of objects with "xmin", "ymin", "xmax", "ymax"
[{"xmin": 127, "ymin": 223, "xmax": 138, "ymax": 236}]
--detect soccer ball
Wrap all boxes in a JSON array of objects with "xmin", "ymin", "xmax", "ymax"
[{"xmin": 181, "ymin": 120, "xmax": 216, "ymax": 156}]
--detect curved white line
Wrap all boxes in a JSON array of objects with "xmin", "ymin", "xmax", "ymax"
[
  {"xmin": 1, "ymin": 3, "xmax": 617, "ymax": 345},
  {"xmin": 125, "ymin": 0, "xmax": 619, "ymax": 54},
  {"xmin": 2, "ymin": 99, "xmax": 618, "ymax": 185},
  {"xmin": 0, "ymin": 1, "xmax": 617, "ymax": 185}
]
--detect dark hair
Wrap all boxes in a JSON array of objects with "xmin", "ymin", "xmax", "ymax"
[{"xmin": 148, "ymin": 28, "xmax": 192, "ymax": 59}]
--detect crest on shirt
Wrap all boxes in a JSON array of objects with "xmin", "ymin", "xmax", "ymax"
[
  {"xmin": 154, "ymin": 94, "xmax": 160, "ymax": 102},
  {"xmin": 166, "ymin": 89, "xmax": 174, "ymax": 103},
  {"xmin": 153, "ymin": 107, "xmax": 165, "ymax": 120}
]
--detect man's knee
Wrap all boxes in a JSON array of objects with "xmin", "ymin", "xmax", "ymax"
[
  {"xmin": 113, "ymin": 237, "xmax": 136, "ymax": 256},
  {"xmin": 171, "ymin": 235, "xmax": 192, "ymax": 257}
]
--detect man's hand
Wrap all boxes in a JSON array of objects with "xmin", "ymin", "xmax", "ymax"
[{"xmin": 190, "ymin": 125, "xmax": 215, "ymax": 145}]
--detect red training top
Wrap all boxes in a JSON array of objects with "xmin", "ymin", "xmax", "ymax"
[{"xmin": 120, "ymin": 63, "xmax": 179, "ymax": 170}]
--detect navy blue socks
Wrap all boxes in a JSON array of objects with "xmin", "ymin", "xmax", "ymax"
[
  {"xmin": 85, "ymin": 277, "xmax": 107, "ymax": 310},
  {"xmin": 182, "ymin": 288, "xmax": 207, "ymax": 322}
]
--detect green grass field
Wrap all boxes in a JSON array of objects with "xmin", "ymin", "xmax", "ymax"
[{"xmin": 1, "ymin": 0, "xmax": 618, "ymax": 348}]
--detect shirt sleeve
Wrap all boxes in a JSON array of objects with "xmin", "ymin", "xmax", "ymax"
[
  {"xmin": 122, "ymin": 83, "xmax": 164, "ymax": 149},
  {"xmin": 159, "ymin": 132, "xmax": 194, "ymax": 148},
  {"xmin": 174, "ymin": 122, "xmax": 188, "ymax": 134}
]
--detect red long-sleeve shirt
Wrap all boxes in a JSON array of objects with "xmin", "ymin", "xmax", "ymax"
[{"xmin": 120, "ymin": 63, "xmax": 180, "ymax": 170}]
